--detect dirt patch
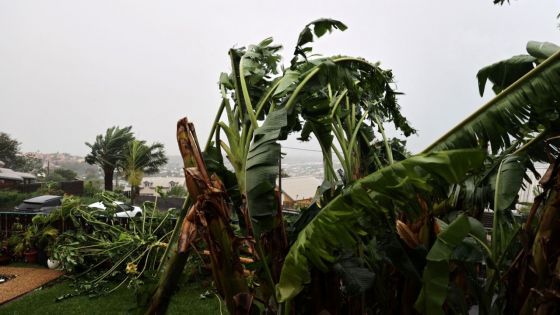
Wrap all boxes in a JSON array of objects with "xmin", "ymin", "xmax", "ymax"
[{"xmin": 0, "ymin": 266, "xmax": 64, "ymax": 304}]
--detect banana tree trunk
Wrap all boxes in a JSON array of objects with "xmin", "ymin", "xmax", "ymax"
[
  {"xmin": 199, "ymin": 189, "xmax": 252, "ymax": 314},
  {"xmin": 503, "ymin": 157, "xmax": 560, "ymax": 314},
  {"xmin": 145, "ymin": 118, "xmax": 251, "ymax": 315},
  {"xmin": 144, "ymin": 201, "xmax": 191, "ymax": 315}
]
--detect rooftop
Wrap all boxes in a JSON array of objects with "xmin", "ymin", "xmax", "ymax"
[
  {"xmin": 23, "ymin": 195, "xmax": 61, "ymax": 203},
  {"xmin": 280, "ymin": 176, "xmax": 322, "ymax": 201},
  {"xmin": 0, "ymin": 167, "xmax": 36, "ymax": 181}
]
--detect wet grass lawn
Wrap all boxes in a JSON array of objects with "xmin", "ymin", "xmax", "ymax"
[{"xmin": 0, "ymin": 279, "xmax": 222, "ymax": 315}]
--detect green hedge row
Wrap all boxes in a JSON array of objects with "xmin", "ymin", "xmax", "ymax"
[{"xmin": 0, "ymin": 190, "xmax": 34, "ymax": 210}]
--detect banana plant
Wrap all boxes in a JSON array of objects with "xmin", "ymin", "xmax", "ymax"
[
  {"xmin": 147, "ymin": 18, "xmax": 418, "ymax": 314},
  {"xmin": 147, "ymin": 118, "xmax": 251, "ymax": 314},
  {"xmin": 278, "ymin": 39, "xmax": 560, "ymax": 314},
  {"xmin": 277, "ymin": 149, "xmax": 486, "ymax": 300},
  {"xmin": 211, "ymin": 18, "xmax": 415, "ymax": 225},
  {"xmin": 148, "ymin": 16, "xmax": 560, "ymax": 314},
  {"xmin": 424, "ymin": 41, "xmax": 560, "ymax": 155},
  {"xmin": 205, "ymin": 16, "xmax": 416, "ymax": 292}
]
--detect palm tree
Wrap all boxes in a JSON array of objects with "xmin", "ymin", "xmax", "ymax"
[
  {"xmin": 121, "ymin": 140, "xmax": 167, "ymax": 203},
  {"xmin": 85, "ymin": 126, "xmax": 134, "ymax": 191}
]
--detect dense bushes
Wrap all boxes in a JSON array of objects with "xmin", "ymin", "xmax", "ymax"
[
  {"xmin": 3, "ymin": 192, "xmax": 179, "ymax": 297},
  {"xmin": 0, "ymin": 190, "xmax": 33, "ymax": 209},
  {"xmin": 38, "ymin": 194, "xmax": 178, "ymax": 300}
]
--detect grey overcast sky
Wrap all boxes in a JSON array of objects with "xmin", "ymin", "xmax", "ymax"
[{"xmin": 1, "ymin": 0, "xmax": 559, "ymax": 156}]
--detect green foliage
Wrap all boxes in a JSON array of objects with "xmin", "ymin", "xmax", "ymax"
[
  {"xmin": 122, "ymin": 140, "xmax": 167, "ymax": 181},
  {"xmin": 0, "ymin": 280, "xmax": 222, "ymax": 315},
  {"xmin": 414, "ymin": 215, "xmax": 486, "ymax": 315},
  {"xmin": 277, "ymin": 149, "xmax": 486, "ymax": 301},
  {"xmin": 50, "ymin": 195, "xmax": 175, "ymax": 299},
  {"xmin": 332, "ymin": 255, "xmax": 375, "ymax": 296},
  {"xmin": 121, "ymin": 139, "xmax": 167, "ymax": 202},
  {"xmin": 201, "ymin": 18, "xmax": 419, "ymax": 313},
  {"xmin": 83, "ymin": 180, "xmax": 102, "ymax": 197},
  {"xmin": 246, "ymin": 108, "xmax": 287, "ymax": 234},
  {"xmin": 85, "ymin": 126, "xmax": 168, "ymax": 194},
  {"xmin": 425, "ymin": 41, "xmax": 560, "ymax": 155},
  {"xmin": 44, "ymin": 172, "xmax": 66, "ymax": 183},
  {"xmin": 0, "ymin": 132, "xmax": 42, "ymax": 172},
  {"xmin": 85, "ymin": 126, "xmax": 134, "ymax": 190},
  {"xmin": 51, "ymin": 168, "xmax": 78, "ymax": 181},
  {"xmin": 85, "ymin": 126, "xmax": 134, "ymax": 169},
  {"xmin": 0, "ymin": 132, "xmax": 20, "ymax": 167},
  {"xmin": 477, "ymin": 55, "xmax": 536, "ymax": 95},
  {"xmin": 419, "ymin": 43, "xmax": 560, "ymax": 313},
  {"xmin": 215, "ymin": 18, "xmax": 416, "ymax": 221},
  {"xmin": 493, "ymin": 155, "xmax": 526, "ymax": 213},
  {"xmin": 0, "ymin": 190, "xmax": 33, "ymax": 209},
  {"xmin": 42, "ymin": 168, "xmax": 78, "ymax": 183},
  {"xmin": 15, "ymin": 153, "xmax": 42, "ymax": 173},
  {"xmin": 291, "ymin": 19, "xmax": 348, "ymax": 67},
  {"xmin": 167, "ymin": 185, "xmax": 187, "ymax": 197},
  {"xmin": 36, "ymin": 181, "xmax": 64, "ymax": 196},
  {"xmin": 7, "ymin": 199, "xmax": 67, "ymax": 256},
  {"xmin": 478, "ymin": 42, "xmax": 559, "ymax": 96},
  {"xmin": 285, "ymin": 24, "xmax": 416, "ymax": 182},
  {"xmin": 490, "ymin": 154, "xmax": 526, "ymax": 263},
  {"xmin": 153, "ymin": 19, "xmax": 560, "ymax": 315}
]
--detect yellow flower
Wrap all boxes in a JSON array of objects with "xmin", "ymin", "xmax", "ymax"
[{"xmin": 126, "ymin": 262, "xmax": 138, "ymax": 275}]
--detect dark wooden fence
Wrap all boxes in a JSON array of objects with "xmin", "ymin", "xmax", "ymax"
[{"xmin": 15, "ymin": 180, "xmax": 84, "ymax": 195}]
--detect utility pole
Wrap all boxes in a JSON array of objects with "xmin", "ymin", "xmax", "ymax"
[{"xmin": 278, "ymin": 145, "xmax": 282, "ymax": 209}]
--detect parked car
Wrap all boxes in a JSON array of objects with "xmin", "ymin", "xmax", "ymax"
[
  {"xmin": 87, "ymin": 201, "xmax": 143, "ymax": 218},
  {"xmin": 14, "ymin": 195, "xmax": 62, "ymax": 213}
]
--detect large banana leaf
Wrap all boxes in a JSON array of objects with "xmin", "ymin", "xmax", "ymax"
[
  {"xmin": 476, "ymin": 55, "xmax": 536, "ymax": 95},
  {"xmin": 491, "ymin": 154, "xmax": 526, "ymax": 263},
  {"xmin": 246, "ymin": 108, "xmax": 287, "ymax": 234},
  {"xmin": 494, "ymin": 155, "xmax": 526, "ymax": 213},
  {"xmin": 477, "ymin": 41, "xmax": 559, "ymax": 96},
  {"xmin": 291, "ymin": 18, "xmax": 347, "ymax": 67},
  {"xmin": 414, "ymin": 215, "xmax": 486, "ymax": 315},
  {"xmin": 276, "ymin": 149, "xmax": 486, "ymax": 301},
  {"xmin": 424, "ymin": 41, "xmax": 560, "ymax": 154}
]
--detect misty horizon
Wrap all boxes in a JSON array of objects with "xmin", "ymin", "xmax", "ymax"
[{"xmin": 2, "ymin": 1, "xmax": 559, "ymax": 156}]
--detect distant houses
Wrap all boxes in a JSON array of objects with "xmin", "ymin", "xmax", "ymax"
[
  {"xmin": 139, "ymin": 177, "xmax": 186, "ymax": 196},
  {"xmin": 139, "ymin": 175, "xmax": 321, "ymax": 210},
  {"xmin": 280, "ymin": 176, "xmax": 321, "ymax": 209},
  {"xmin": 0, "ymin": 161, "xmax": 36, "ymax": 189}
]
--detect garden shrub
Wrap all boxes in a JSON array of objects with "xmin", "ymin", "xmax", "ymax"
[{"xmin": 0, "ymin": 190, "xmax": 34, "ymax": 209}]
